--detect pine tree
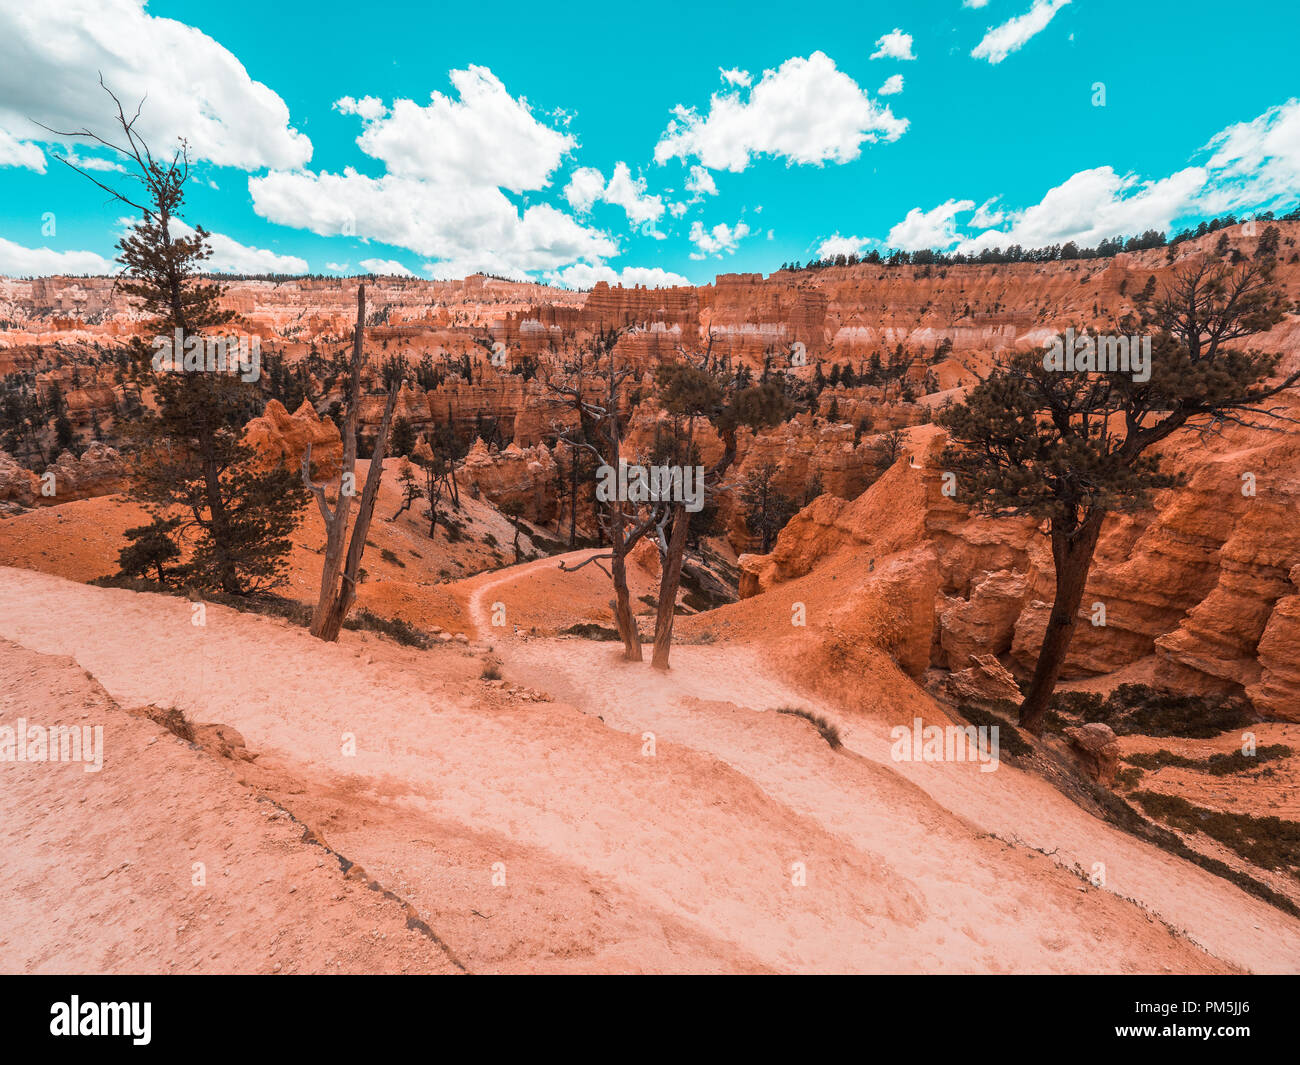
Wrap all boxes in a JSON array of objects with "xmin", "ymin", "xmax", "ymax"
[
  {"xmin": 389, "ymin": 415, "xmax": 416, "ymax": 458},
  {"xmin": 940, "ymin": 259, "xmax": 1295, "ymax": 732},
  {"xmin": 739, "ymin": 462, "xmax": 794, "ymax": 553},
  {"xmin": 117, "ymin": 516, "xmax": 182, "ymax": 585},
  {"xmin": 52, "ymin": 85, "xmax": 307, "ymax": 594},
  {"xmin": 390, "ymin": 459, "xmax": 422, "ymax": 520}
]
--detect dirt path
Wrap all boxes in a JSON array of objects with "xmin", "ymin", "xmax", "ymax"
[
  {"xmin": 458, "ymin": 552, "xmax": 1300, "ymax": 974},
  {"xmin": 0, "ymin": 565, "xmax": 1288, "ymax": 972}
]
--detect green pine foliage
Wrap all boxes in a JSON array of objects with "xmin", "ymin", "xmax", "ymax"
[{"xmin": 62, "ymin": 91, "xmax": 307, "ymax": 594}]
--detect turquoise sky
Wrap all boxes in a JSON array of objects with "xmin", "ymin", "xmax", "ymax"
[{"xmin": 0, "ymin": 0, "xmax": 1297, "ymax": 285}]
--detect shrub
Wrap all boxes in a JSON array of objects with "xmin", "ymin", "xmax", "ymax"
[
  {"xmin": 143, "ymin": 705, "xmax": 195, "ymax": 743},
  {"xmin": 774, "ymin": 706, "xmax": 842, "ymax": 749},
  {"xmin": 341, "ymin": 609, "xmax": 432, "ymax": 649},
  {"xmin": 562, "ymin": 622, "xmax": 621, "ymax": 641},
  {"xmin": 1115, "ymin": 766, "xmax": 1144, "ymax": 789},
  {"xmin": 1126, "ymin": 745, "xmax": 1291, "ymax": 776},
  {"xmin": 1051, "ymin": 684, "xmax": 1255, "ymax": 738},
  {"xmin": 954, "ymin": 702, "xmax": 1033, "ymax": 757},
  {"xmin": 1132, "ymin": 791, "xmax": 1300, "ymax": 872},
  {"xmin": 1050, "ymin": 690, "xmax": 1104, "ymax": 719}
]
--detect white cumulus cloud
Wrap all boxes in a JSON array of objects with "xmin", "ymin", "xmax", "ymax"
[
  {"xmin": 1197, "ymin": 97, "xmax": 1300, "ymax": 216},
  {"xmin": 359, "ymin": 258, "xmax": 415, "ymax": 276},
  {"xmin": 685, "ymin": 165, "xmax": 718, "ymax": 199},
  {"xmin": 564, "ymin": 163, "xmax": 665, "ymax": 233},
  {"xmin": 334, "ymin": 67, "xmax": 575, "ymax": 193},
  {"xmin": 0, "ymin": 237, "xmax": 115, "ymax": 276},
  {"xmin": 871, "ymin": 29, "xmax": 916, "ymax": 61},
  {"xmin": 251, "ymin": 67, "xmax": 618, "ymax": 280},
  {"xmin": 884, "ymin": 100, "xmax": 1300, "ymax": 254},
  {"xmin": 816, "ymin": 233, "xmax": 874, "ymax": 259},
  {"xmin": 655, "ymin": 51, "xmax": 908, "ymax": 172},
  {"xmin": 956, "ymin": 167, "xmax": 1207, "ymax": 252},
  {"xmin": 0, "ymin": 128, "xmax": 46, "ymax": 172},
  {"xmin": 971, "ymin": 0, "xmax": 1070, "ymax": 65},
  {"xmin": 969, "ymin": 197, "xmax": 1005, "ymax": 227},
  {"xmin": 689, "ymin": 220, "xmax": 751, "ymax": 258},
  {"xmin": 888, "ymin": 199, "xmax": 976, "ymax": 250},
  {"xmin": 878, "ymin": 74, "xmax": 905, "ymax": 96},
  {"xmin": 170, "ymin": 220, "xmax": 308, "ymax": 274},
  {"xmin": 563, "ymin": 166, "xmax": 607, "ymax": 212},
  {"xmin": 0, "ymin": 0, "xmax": 310, "ymax": 171},
  {"xmin": 334, "ymin": 96, "xmax": 388, "ymax": 122},
  {"xmin": 546, "ymin": 263, "xmax": 691, "ymax": 289}
]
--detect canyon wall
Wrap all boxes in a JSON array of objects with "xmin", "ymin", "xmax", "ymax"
[{"xmin": 5, "ymin": 223, "xmax": 1300, "ymax": 715}]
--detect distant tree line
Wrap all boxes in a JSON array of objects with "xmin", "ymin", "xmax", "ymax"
[{"xmin": 779, "ymin": 208, "xmax": 1300, "ymax": 274}]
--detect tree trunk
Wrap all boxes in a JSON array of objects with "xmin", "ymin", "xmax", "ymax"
[
  {"xmin": 651, "ymin": 504, "xmax": 690, "ymax": 670},
  {"xmin": 203, "ymin": 451, "xmax": 238, "ymax": 594},
  {"xmin": 568, "ymin": 448, "xmax": 578, "ymax": 547},
  {"xmin": 311, "ymin": 386, "xmax": 398, "ymax": 641},
  {"xmin": 305, "ymin": 284, "xmax": 398, "ymax": 641},
  {"xmin": 307, "ymin": 288, "xmax": 365, "ymax": 635},
  {"xmin": 610, "ymin": 541, "xmax": 641, "ymax": 661},
  {"xmin": 1018, "ymin": 509, "xmax": 1106, "ymax": 733}
]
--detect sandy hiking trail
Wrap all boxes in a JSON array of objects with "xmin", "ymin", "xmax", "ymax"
[
  {"xmin": 0, "ymin": 563, "xmax": 1291, "ymax": 972},
  {"xmin": 459, "ymin": 551, "xmax": 1300, "ymax": 974}
]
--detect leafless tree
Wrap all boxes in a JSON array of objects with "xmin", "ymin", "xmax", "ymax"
[
  {"xmin": 546, "ymin": 329, "xmax": 661, "ymax": 660},
  {"xmin": 302, "ymin": 284, "xmax": 398, "ymax": 640}
]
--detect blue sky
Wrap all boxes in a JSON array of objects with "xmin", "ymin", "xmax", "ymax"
[{"xmin": 0, "ymin": 0, "xmax": 1297, "ymax": 286}]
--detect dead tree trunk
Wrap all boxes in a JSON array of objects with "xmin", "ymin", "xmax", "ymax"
[
  {"xmin": 608, "ymin": 504, "xmax": 642, "ymax": 661},
  {"xmin": 302, "ymin": 284, "xmax": 399, "ymax": 641},
  {"xmin": 548, "ymin": 328, "xmax": 649, "ymax": 660},
  {"xmin": 311, "ymin": 388, "xmax": 397, "ymax": 641},
  {"xmin": 650, "ymin": 503, "xmax": 690, "ymax": 670},
  {"xmin": 648, "ymin": 414, "xmax": 735, "ymax": 672}
]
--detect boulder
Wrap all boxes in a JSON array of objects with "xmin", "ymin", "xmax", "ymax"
[
  {"xmin": 942, "ymin": 654, "xmax": 1023, "ymax": 706},
  {"xmin": 1063, "ymin": 723, "xmax": 1120, "ymax": 785},
  {"xmin": 629, "ymin": 535, "xmax": 660, "ymax": 578},
  {"xmin": 939, "ymin": 570, "xmax": 1030, "ymax": 669}
]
